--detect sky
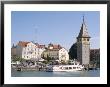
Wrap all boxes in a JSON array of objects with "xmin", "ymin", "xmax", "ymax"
[{"xmin": 11, "ymin": 11, "xmax": 100, "ymax": 51}]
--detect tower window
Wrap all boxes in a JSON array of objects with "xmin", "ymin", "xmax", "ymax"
[
  {"xmin": 87, "ymin": 39, "xmax": 89, "ymax": 41},
  {"xmin": 83, "ymin": 38, "xmax": 86, "ymax": 41}
]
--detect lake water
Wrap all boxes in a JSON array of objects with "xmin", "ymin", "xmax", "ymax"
[{"xmin": 11, "ymin": 69, "xmax": 100, "ymax": 77}]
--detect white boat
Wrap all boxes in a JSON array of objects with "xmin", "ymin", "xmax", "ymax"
[{"xmin": 46, "ymin": 62, "xmax": 84, "ymax": 72}]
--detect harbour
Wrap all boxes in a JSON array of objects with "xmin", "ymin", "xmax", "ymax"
[
  {"xmin": 11, "ymin": 69, "xmax": 100, "ymax": 77},
  {"xmin": 11, "ymin": 13, "xmax": 100, "ymax": 78}
]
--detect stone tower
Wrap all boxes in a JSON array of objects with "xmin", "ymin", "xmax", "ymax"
[{"xmin": 77, "ymin": 16, "xmax": 90, "ymax": 65}]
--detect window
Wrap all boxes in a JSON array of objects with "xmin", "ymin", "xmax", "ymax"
[
  {"xmin": 75, "ymin": 63, "xmax": 77, "ymax": 65},
  {"xmin": 87, "ymin": 38, "xmax": 89, "ymax": 41},
  {"xmin": 83, "ymin": 38, "xmax": 86, "ymax": 41},
  {"xmin": 60, "ymin": 67, "xmax": 62, "ymax": 69},
  {"xmin": 69, "ymin": 67, "xmax": 72, "ymax": 69},
  {"xmin": 73, "ymin": 67, "xmax": 76, "ymax": 69},
  {"xmin": 65, "ymin": 67, "xmax": 68, "ymax": 70}
]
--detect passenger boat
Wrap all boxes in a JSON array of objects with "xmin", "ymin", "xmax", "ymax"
[{"xmin": 46, "ymin": 62, "xmax": 84, "ymax": 72}]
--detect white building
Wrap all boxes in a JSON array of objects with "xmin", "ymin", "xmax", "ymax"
[
  {"xmin": 11, "ymin": 41, "xmax": 45, "ymax": 60},
  {"xmin": 42, "ymin": 43, "xmax": 69, "ymax": 62},
  {"xmin": 35, "ymin": 43, "xmax": 46, "ymax": 59},
  {"xmin": 59, "ymin": 48, "xmax": 69, "ymax": 62}
]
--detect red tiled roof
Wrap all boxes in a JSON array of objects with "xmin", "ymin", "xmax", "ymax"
[
  {"xmin": 90, "ymin": 49, "xmax": 100, "ymax": 51},
  {"xmin": 53, "ymin": 45, "xmax": 62, "ymax": 49},
  {"xmin": 48, "ymin": 43, "xmax": 62, "ymax": 49},
  {"xmin": 18, "ymin": 41, "xmax": 30, "ymax": 47},
  {"xmin": 49, "ymin": 49, "xmax": 60, "ymax": 51},
  {"xmin": 39, "ymin": 45, "xmax": 45, "ymax": 48},
  {"xmin": 35, "ymin": 43, "xmax": 45, "ymax": 48},
  {"xmin": 91, "ymin": 48, "xmax": 100, "ymax": 50}
]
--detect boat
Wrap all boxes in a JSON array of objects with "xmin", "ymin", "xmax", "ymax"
[{"xmin": 46, "ymin": 61, "xmax": 84, "ymax": 72}]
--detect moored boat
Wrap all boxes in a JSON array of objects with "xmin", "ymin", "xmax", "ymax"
[{"xmin": 46, "ymin": 61, "xmax": 84, "ymax": 72}]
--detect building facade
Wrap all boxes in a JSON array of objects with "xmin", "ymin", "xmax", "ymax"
[
  {"xmin": 11, "ymin": 44, "xmax": 17, "ymax": 56},
  {"xmin": 90, "ymin": 49, "xmax": 100, "ymax": 67},
  {"xmin": 11, "ymin": 41, "xmax": 45, "ymax": 60},
  {"xmin": 77, "ymin": 16, "xmax": 90, "ymax": 65},
  {"xmin": 41, "ymin": 43, "xmax": 69, "ymax": 62}
]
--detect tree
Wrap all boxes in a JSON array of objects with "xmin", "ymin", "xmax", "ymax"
[
  {"xmin": 46, "ymin": 54, "xmax": 51, "ymax": 62},
  {"xmin": 12, "ymin": 55, "xmax": 25, "ymax": 62},
  {"xmin": 42, "ymin": 60, "xmax": 48, "ymax": 64},
  {"xmin": 61, "ymin": 60, "xmax": 65, "ymax": 64},
  {"xmin": 42, "ymin": 54, "xmax": 45, "ymax": 59},
  {"xmin": 68, "ymin": 42, "xmax": 77, "ymax": 60}
]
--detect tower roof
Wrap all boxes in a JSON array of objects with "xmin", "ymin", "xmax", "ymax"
[{"xmin": 77, "ymin": 16, "xmax": 90, "ymax": 38}]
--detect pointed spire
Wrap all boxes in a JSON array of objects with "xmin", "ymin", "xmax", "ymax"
[
  {"xmin": 77, "ymin": 16, "xmax": 90, "ymax": 38},
  {"xmin": 83, "ymin": 15, "xmax": 84, "ymax": 23},
  {"xmin": 82, "ymin": 14, "xmax": 86, "ymax": 26}
]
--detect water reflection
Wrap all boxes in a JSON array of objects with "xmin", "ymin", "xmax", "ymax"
[{"xmin": 11, "ymin": 69, "xmax": 100, "ymax": 77}]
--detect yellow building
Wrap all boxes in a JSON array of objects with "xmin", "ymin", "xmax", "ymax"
[{"xmin": 41, "ymin": 43, "xmax": 69, "ymax": 62}]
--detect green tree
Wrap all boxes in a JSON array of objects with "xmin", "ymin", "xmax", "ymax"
[
  {"xmin": 42, "ymin": 54, "xmax": 45, "ymax": 59},
  {"xmin": 42, "ymin": 60, "xmax": 48, "ymax": 64},
  {"xmin": 46, "ymin": 54, "xmax": 51, "ymax": 62},
  {"xmin": 68, "ymin": 42, "xmax": 77, "ymax": 60},
  {"xmin": 12, "ymin": 55, "xmax": 25, "ymax": 62},
  {"xmin": 61, "ymin": 60, "xmax": 65, "ymax": 64}
]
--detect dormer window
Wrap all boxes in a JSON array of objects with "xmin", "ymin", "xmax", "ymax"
[{"xmin": 87, "ymin": 38, "xmax": 89, "ymax": 41}]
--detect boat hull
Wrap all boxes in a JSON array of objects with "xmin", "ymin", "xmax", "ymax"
[
  {"xmin": 46, "ymin": 69, "xmax": 82, "ymax": 72},
  {"xmin": 46, "ymin": 65, "xmax": 84, "ymax": 72}
]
